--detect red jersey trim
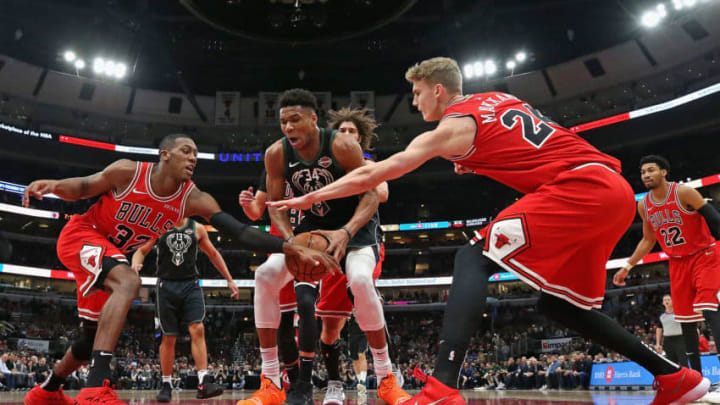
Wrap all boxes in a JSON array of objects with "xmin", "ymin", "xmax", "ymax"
[
  {"xmin": 178, "ymin": 182, "xmax": 196, "ymax": 222},
  {"xmin": 146, "ymin": 163, "xmax": 186, "ymax": 202},
  {"xmin": 112, "ymin": 161, "xmax": 141, "ymax": 200},
  {"xmin": 647, "ymin": 182, "xmax": 674, "ymax": 207},
  {"xmin": 673, "ymin": 184, "xmax": 696, "ymax": 215}
]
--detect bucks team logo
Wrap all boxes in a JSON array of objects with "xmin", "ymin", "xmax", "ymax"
[
  {"xmin": 167, "ymin": 232, "xmax": 192, "ymax": 266},
  {"xmin": 291, "ymin": 167, "xmax": 335, "ymax": 217}
]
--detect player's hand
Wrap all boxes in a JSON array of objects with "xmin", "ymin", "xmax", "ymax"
[
  {"xmin": 267, "ymin": 195, "xmax": 313, "ymax": 211},
  {"xmin": 612, "ymin": 267, "xmax": 630, "ymax": 286},
  {"xmin": 655, "ymin": 344, "xmax": 663, "ymax": 354},
  {"xmin": 228, "ymin": 281, "xmax": 240, "ymax": 300},
  {"xmin": 132, "ymin": 264, "xmax": 143, "ymax": 273},
  {"xmin": 22, "ymin": 180, "xmax": 58, "ymax": 207},
  {"xmin": 283, "ymin": 244, "xmax": 341, "ymax": 275},
  {"xmin": 454, "ymin": 163, "xmax": 473, "ymax": 175},
  {"xmin": 238, "ymin": 187, "xmax": 255, "ymax": 207},
  {"xmin": 311, "ymin": 229, "xmax": 350, "ymax": 261}
]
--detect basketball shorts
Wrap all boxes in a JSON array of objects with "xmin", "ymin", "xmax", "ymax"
[
  {"xmin": 668, "ymin": 244, "xmax": 720, "ymax": 322},
  {"xmin": 56, "ymin": 217, "xmax": 129, "ymax": 322},
  {"xmin": 316, "ymin": 245, "xmax": 382, "ymax": 318},
  {"xmin": 156, "ymin": 278, "xmax": 205, "ymax": 335},
  {"xmin": 279, "ymin": 280, "xmax": 297, "ymax": 312},
  {"xmin": 481, "ymin": 164, "xmax": 635, "ymax": 310}
]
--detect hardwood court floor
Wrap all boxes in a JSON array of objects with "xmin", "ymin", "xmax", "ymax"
[{"xmin": 0, "ymin": 388, "xmax": 679, "ymax": 405}]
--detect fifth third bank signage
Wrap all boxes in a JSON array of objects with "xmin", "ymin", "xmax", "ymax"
[{"xmin": 590, "ymin": 355, "xmax": 720, "ymax": 386}]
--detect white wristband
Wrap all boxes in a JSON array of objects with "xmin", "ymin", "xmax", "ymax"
[{"xmin": 622, "ymin": 261, "xmax": 634, "ymax": 271}]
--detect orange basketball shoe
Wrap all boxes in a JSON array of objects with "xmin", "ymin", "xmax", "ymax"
[
  {"xmin": 236, "ymin": 375, "xmax": 286, "ymax": 405},
  {"xmin": 378, "ymin": 372, "xmax": 411, "ymax": 405}
]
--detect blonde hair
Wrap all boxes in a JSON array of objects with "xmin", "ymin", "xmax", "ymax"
[{"xmin": 405, "ymin": 57, "xmax": 463, "ymax": 94}]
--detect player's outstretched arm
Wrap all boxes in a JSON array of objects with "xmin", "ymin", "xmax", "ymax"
[
  {"xmin": 311, "ymin": 133, "xmax": 381, "ymax": 261},
  {"xmin": 22, "ymin": 159, "xmax": 136, "ymax": 207},
  {"xmin": 268, "ymin": 117, "xmax": 475, "ymax": 211},
  {"xmin": 184, "ymin": 187, "xmax": 340, "ymax": 272},
  {"xmin": 613, "ymin": 200, "xmax": 656, "ymax": 286},
  {"xmin": 677, "ymin": 184, "xmax": 720, "ymax": 239},
  {"xmin": 131, "ymin": 238, "xmax": 156, "ymax": 273},
  {"xmin": 196, "ymin": 223, "xmax": 239, "ymax": 299}
]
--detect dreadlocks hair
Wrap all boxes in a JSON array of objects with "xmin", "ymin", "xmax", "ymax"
[{"xmin": 327, "ymin": 107, "xmax": 379, "ymax": 152}]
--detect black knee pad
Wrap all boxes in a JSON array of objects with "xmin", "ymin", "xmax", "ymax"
[
  {"xmin": 71, "ymin": 321, "xmax": 98, "ymax": 361},
  {"xmin": 295, "ymin": 284, "xmax": 318, "ymax": 352},
  {"xmin": 278, "ymin": 312, "xmax": 298, "ymax": 364}
]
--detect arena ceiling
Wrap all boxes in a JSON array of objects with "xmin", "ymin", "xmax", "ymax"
[{"xmin": 0, "ymin": 0, "xmax": 646, "ymax": 95}]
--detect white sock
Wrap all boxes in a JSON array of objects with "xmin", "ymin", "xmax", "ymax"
[
  {"xmin": 162, "ymin": 375, "xmax": 172, "ymax": 385},
  {"xmin": 358, "ymin": 371, "xmax": 367, "ymax": 384},
  {"xmin": 370, "ymin": 345, "xmax": 392, "ymax": 383},
  {"xmin": 198, "ymin": 369, "xmax": 208, "ymax": 385},
  {"xmin": 261, "ymin": 346, "xmax": 282, "ymax": 388}
]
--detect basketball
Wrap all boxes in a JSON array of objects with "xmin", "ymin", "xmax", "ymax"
[{"xmin": 286, "ymin": 232, "xmax": 331, "ymax": 282}]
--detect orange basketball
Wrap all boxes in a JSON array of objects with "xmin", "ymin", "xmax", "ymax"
[{"xmin": 286, "ymin": 232, "xmax": 331, "ymax": 282}]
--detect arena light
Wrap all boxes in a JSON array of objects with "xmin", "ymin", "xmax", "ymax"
[
  {"xmin": 93, "ymin": 57, "xmax": 105, "ymax": 74},
  {"xmin": 506, "ymin": 60, "xmax": 517, "ymax": 70},
  {"xmin": 485, "ymin": 60, "xmax": 497, "ymax": 76},
  {"xmin": 515, "ymin": 51, "xmax": 527, "ymax": 63},
  {"xmin": 683, "ymin": 0, "xmax": 697, "ymax": 6},
  {"xmin": 113, "ymin": 63, "xmax": 127, "ymax": 79},
  {"xmin": 672, "ymin": 0, "xmax": 684, "ymax": 9},
  {"xmin": 63, "ymin": 51, "xmax": 76, "ymax": 63},
  {"xmin": 656, "ymin": 3, "xmax": 668, "ymax": 17},
  {"xmin": 641, "ymin": 10, "xmax": 662, "ymax": 27},
  {"xmin": 473, "ymin": 61, "xmax": 484, "ymax": 77},
  {"xmin": 463, "ymin": 63, "xmax": 474, "ymax": 79},
  {"xmin": 74, "ymin": 59, "xmax": 85, "ymax": 70}
]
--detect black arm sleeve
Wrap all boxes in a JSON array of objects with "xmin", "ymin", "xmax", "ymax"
[
  {"xmin": 698, "ymin": 204, "xmax": 720, "ymax": 240},
  {"xmin": 257, "ymin": 169, "xmax": 267, "ymax": 193},
  {"xmin": 210, "ymin": 211, "xmax": 285, "ymax": 253}
]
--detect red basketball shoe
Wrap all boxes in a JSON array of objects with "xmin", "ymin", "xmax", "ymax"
[
  {"xmin": 398, "ymin": 368, "xmax": 465, "ymax": 405},
  {"xmin": 74, "ymin": 380, "xmax": 126, "ymax": 405},
  {"xmin": 24, "ymin": 385, "xmax": 74, "ymax": 405},
  {"xmin": 649, "ymin": 367, "xmax": 709, "ymax": 405}
]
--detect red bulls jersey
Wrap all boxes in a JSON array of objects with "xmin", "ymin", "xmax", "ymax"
[
  {"xmin": 644, "ymin": 182, "xmax": 715, "ymax": 257},
  {"xmin": 77, "ymin": 162, "xmax": 195, "ymax": 253},
  {"xmin": 444, "ymin": 92, "xmax": 621, "ymax": 193}
]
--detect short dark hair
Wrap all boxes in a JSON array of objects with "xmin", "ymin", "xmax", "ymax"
[
  {"xmin": 278, "ymin": 88, "xmax": 317, "ymax": 111},
  {"xmin": 159, "ymin": 134, "xmax": 192, "ymax": 152},
  {"xmin": 639, "ymin": 155, "xmax": 670, "ymax": 172}
]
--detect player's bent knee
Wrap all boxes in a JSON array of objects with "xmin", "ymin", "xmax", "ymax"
[{"xmin": 188, "ymin": 322, "xmax": 205, "ymax": 337}]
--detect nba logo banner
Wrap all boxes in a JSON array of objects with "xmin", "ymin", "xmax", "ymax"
[
  {"xmin": 215, "ymin": 91, "xmax": 241, "ymax": 126},
  {"xmin": 350, "ymin": 91, "xmax": 375, "ymax": 110},
  {"xmin": 258, "ymin": 92, "xmax": 281, "ymax": 126}
]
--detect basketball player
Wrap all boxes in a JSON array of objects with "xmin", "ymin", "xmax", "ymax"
[
  {"xmin": 240, "ymin": 171, "xmax": 304, "ymax": 390},
  {"xmin": 317, "ymin": 107, "xmax": 387, "ymax": 405},
  {"xmin": 269, "ymin": 58, "xmax": 710, "ymax": 405},
  {"xmin": 131, "ymin": 217, "xmax": 239, "ymax": 401},
  {"xmin": 613, "ymin": 155, "xmax": 720, "ymax": 399},
  {"xmin": 22, "ymin": 134, "xmax": 337, "ymax": 405},
  {"xmin": 239, "ymin": 89, "xmax": 408, "ymax": 405}
]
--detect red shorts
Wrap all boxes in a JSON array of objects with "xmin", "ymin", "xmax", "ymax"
[
  {"xmin": 668, "ymin": 244, "xmax": 720, "ymax": 322},
  {"xmin": 279, "ymin": 280, "xmax": 297, "ymax": 312},
  {"xmin": 56, "ymin": 217, "xmax": 128, "ymax": 322},
  {"xmin": 481, "ymin": 164, "xmax": 635, "ymax": 310},
  {"xmin": 316, "ymin": 244, "xmax": 384, "ymax": 318}
]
